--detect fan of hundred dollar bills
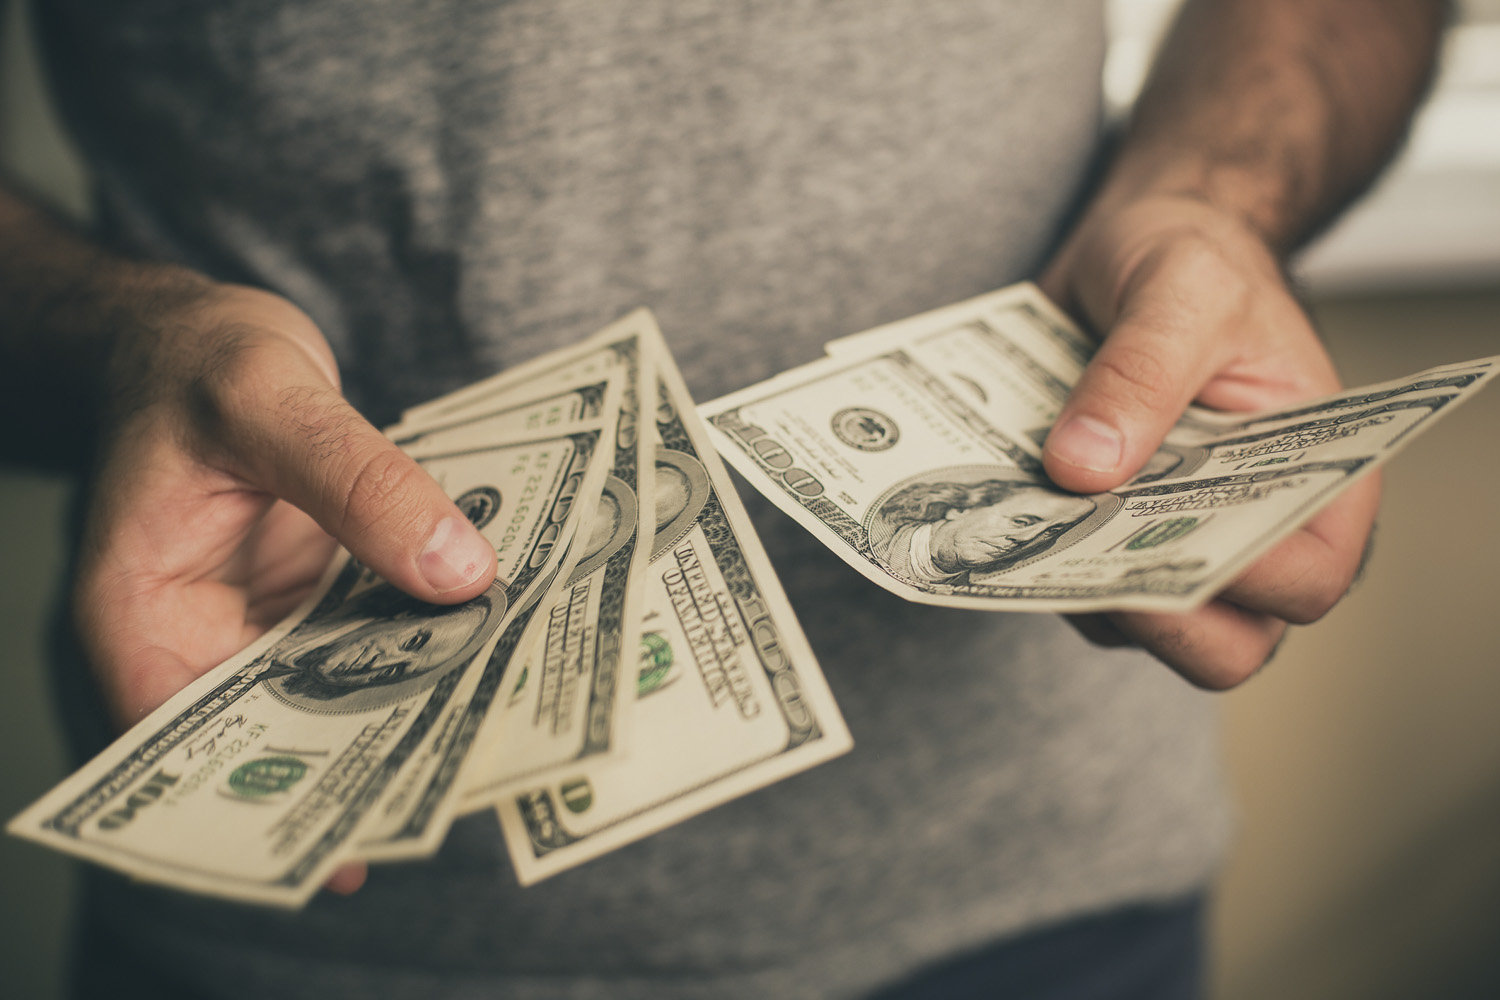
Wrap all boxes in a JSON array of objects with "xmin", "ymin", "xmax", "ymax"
[
  {"xmin": 7, "ymin": 311, "xmax": 850, "ymax": 904},
  {"xmin": 9, "ymin": 287, "xmax": 1496, "ymax": 905}
]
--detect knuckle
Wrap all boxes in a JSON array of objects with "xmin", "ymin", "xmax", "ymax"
[
  {"xmin": 183, "ymin": 328, "xmax": 339, "ymax": 457},
  {"xmin": 1171, "ymin": 247, "xmax": 1263, "ymax": 333},
  {"xmin": 1148, "ymin": 619, "xmax": 1272, "ymax": 691},
  {"xmin": 1090, "ymin": 340, "xmax": 1178, "ymax": 413},
  {"xmin": 278, "ymin": 386, "xmax": 363, "ymax": 462},
  {"xmin": 331, "ymin": 444, "xmax": 427, "ymax": 542},
  {"xmin": 1166, "ymin": 235, "xmax": 1237, "ymax": 284},
  {"xmin": 1272, "ymin": 558, "xmax": 1354, "ymax": 625},
  {"xmin": 1158, "ymin": 228, "xmax": 1256, "ymax": 296},
  {"xmin": 181, "ymin": 329, "xmax": 267, "ymax": 430},
  {"xmin": 1283, "ymin": 575, "xmax": 1348, "ymax": 625},
  {"xmin": 1188, "ymin": 646, "xmax": 1265, "ymax": 691}
]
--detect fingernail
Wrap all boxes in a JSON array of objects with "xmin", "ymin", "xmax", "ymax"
[
  {"xmin": 418, "ymin": 516, "xmax": 492, "ymax": 593},
  {"xmin": 1048, "ymin": 414, "xmax": 1123, "ymax": 473}
]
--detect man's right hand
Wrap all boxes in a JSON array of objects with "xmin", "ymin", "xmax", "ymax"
[{"xmin": 71, "ymin": 282, "xmax": 497, "ymax": 730}]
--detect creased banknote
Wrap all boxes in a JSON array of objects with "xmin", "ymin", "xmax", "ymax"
[
  {"xmin": 7, "ymin": 309, "xmax": 852, "ymax": 903},
  {"xmin": 494, "ymin": 322, "xmax": 852, "ymax": 885},
  {"xmin": 700, "ymin": 285, "xmax": 1500, "ymax": 612},
  {"xmin": 353, "ymin": 374, "xmax": 624, "ymax": 860},
  {"xmin": 442, "ymin": 315, "xmax": 657, "ymax": 803},
  {"xmin": 6, "ymin": 422, "xmax": 612, "ymax": 904}
]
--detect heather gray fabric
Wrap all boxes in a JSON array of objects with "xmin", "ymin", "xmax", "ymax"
[{"xmin": 38, "ymin": 2, "xmax": 1233, "ymax": 996}]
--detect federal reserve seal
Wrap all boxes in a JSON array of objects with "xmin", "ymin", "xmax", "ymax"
[
  {"xmin": 226, "ymin": 756, "xmax": 308, "ymax": 799},
  {"xmin": 831, "ymin": 407, "xmax": 900, "ymax": 452},
  {"xmin": 1124, "ymin": 517, "xmax": 1202, "ymax": 550},
  {"xmin": 638, "ymin": 632, "xmax": 675, "ymax": 697}
]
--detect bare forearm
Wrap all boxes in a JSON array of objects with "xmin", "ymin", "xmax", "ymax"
[
  {"xmin": 0, "ymin": 185, "xmax": 212, "ymax": 468},
  {"xmin": 1098, "ymin": 0, "xmax": 1448, "ymax": 251}
]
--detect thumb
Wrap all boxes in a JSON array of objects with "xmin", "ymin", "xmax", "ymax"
[
  {"xmin": 240, "ymin": 383, "xmax": 497, "ymax": 603},
  {"xmin": 1042, "ymin": 246, "xmax": 1231, "ymax": 494}
]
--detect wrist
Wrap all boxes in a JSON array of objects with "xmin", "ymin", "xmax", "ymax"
[
  {"xmin": 1091, "ymin": 0, "xmax": 1447, "ymax": 256},
  {"xmin": 1047, "ymin": 192, "xmax": 1286, "ymax": 329},
  {"xmin": 0, "ymin": 224, "xmax": 221, "ymax": 468},
  {"xmin": 1082, "ymin": 152, "xmax": 1302, "ymax": 260}
]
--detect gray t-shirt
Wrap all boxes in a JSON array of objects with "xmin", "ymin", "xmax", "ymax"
[{"xmin": 40, "ymin": 2, "xmax": 1231, "ymax": 996}]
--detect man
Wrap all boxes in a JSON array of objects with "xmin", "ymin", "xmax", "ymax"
[
  {"xmin": 0, "ymin": 0, "xmax": 1444, "ymax": 996},
  {"xmin": 869, "ymin": 475, "xmax": 1097, "ymax": 585}
]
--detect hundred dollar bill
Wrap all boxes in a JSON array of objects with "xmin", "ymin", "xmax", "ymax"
[
  {"xmin": 357, "ymin": 318, "xmax": 657, "ymax": 857},
  {"xmin": 494, "ymin": 326, "xmax": 852, "ymax": 885},
  {"xmin": 457, "ymin": 321, "xmax": 657, "ymax": 802},
  {"xmin": 353, "ymin": 375, "xmax": 625, "ymax": 861},
  {"xmin": 393, "ymin": 377, "xmax": 619, "ymax": 459},
  {"xmin": 821, "ymin": 283, "xmax": 1232, "ymax": 449},
  {"xmin": 700, "ymin": 293, "xmax": 1499, "ymax": 612},
  {"xmin": 5, "ymin": 426, "xmax": 610, "ymax": 906},
  {"xmin": 1126, "ymin": 360, "xmax": 1500, "ymax": 486}
]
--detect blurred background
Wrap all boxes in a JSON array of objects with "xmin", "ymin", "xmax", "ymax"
[{"xmin": 2, "ymin": 2, "xmax": 1497, "ymax": 997}]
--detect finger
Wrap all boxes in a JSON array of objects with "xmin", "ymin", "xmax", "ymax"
[
  {"xmin": 1037, "ymin": 250, "xmax": 1078, "ymax": 310},
  {"xmin": 323, "ymin": 862, "xmax": 368, "ymax": 895},
  {"xmin": 1063, "ymin": 613, "xmax": 1136, "ymax": 649},
  {"xmin": 224, "ymin": 381, "xmax": 496, "ymax": 604},
  {"xmin": 1215, "ymin": 474, "xmax": 1381, "ymax": 623},
  {"xmin": 93, "ymin": 643, "xmax": 203, "ymax": 729},
  {"xmin": 1042, "ymin": 238, "xmax": 1251, "ymax": 494},
  {"xmin": 1107, "ymin": 601, "xmax": 1288, "ymax": 690}
]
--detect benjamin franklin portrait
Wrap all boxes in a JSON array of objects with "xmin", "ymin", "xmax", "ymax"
[
  {"xmin": 868, "ymin": 472, "xmax": 1096, "ymax": 586},
  {"xmin": 264, "ymin": 580, "xmax": 506, "ymax": 711}
]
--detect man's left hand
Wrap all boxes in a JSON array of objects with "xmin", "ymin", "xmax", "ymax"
[{"xmin": 1039, "ymin": 194, "xmax": 1381, "ymax": 689}]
